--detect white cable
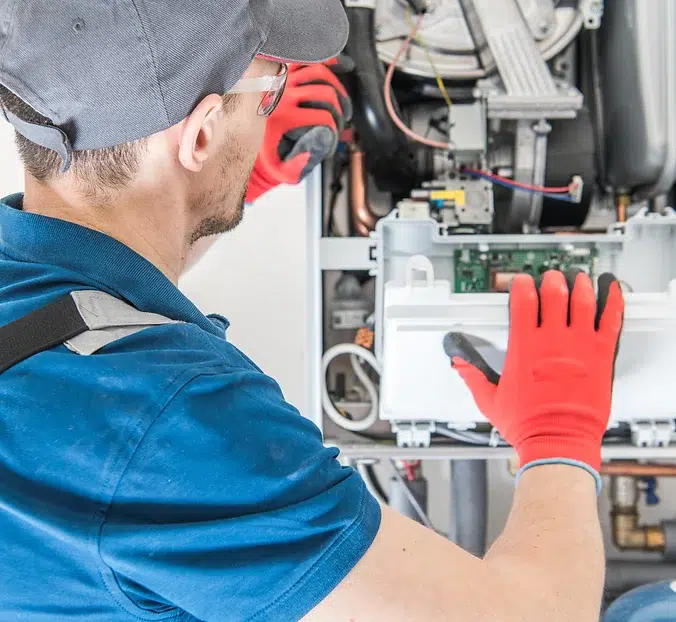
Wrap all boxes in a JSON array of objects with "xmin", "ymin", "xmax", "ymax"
[
  {"xmin": 350, "ymin": 353, "xmax": 377, "ymax": 403},
  {"xmin": 321, "ymin": 343, "xmax": 381, "ymax": 432}
]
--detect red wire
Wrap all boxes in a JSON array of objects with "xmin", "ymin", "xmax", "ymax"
[
  {"xmin": 403, "ymin": 460, "xmax": 421, "ymax": 481},
  {"xmin": 383, "ymin": 14, "xmax": 450, "ymax": 150},
  {"xmin": 463, "ymin": 167, "xmax": 572, "ymax": 194}
]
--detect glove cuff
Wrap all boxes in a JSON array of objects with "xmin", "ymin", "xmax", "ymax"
[
  {"xmin": 516, "ymin": 436, "xmax": 602, "ymax": 494},
  {"xmin": 517, "ymin": 458, "xmax": 602, "ymax": 495},
  {"xmin": 517, "ymin": 435, "xmax": 602, "ymax": 472}
]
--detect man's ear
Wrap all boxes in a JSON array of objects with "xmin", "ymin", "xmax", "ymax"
[{"xmin": 178, "ymin": 94, "xmax": 224, "ymax": 172}]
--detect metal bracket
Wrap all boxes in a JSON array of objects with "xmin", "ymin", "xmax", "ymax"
[
  {"xmin": 462, "ymin": 0, "xmax": 583, "ymax": 119},
  {"xmin": 630, "ymin": 421, "xmax": 675, "ymax": 448},
  {"xmin": 579, "ymin": 0, "xmax": 604, "ymax": 30},
  {"xmin": 516, "ymin": 0, "xmax": 556, "ymax": 40},
  {"xmin": 392, "ymin": 421, "xmax": 436, "ymax": 448}
]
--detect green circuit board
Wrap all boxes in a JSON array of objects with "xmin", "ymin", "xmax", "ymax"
[{"xmin": 454, "ymin": 248, "xmax": 596, "ymax": 293}]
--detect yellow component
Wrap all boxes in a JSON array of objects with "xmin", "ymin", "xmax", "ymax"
[
  {"xmin": 430, "ymin": 189, "xmax": 466, "ymax": 205},
  {"xmin": 405, "ymin": 7, "xmax": 453, "ymax": 110}
]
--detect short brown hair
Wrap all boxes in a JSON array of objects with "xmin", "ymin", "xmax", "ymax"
[
  {"xmin": 0, "ymin": 86, "xmax": 243, "ymax": 195},
  {"xmin": 0, "ymin": 84, "xmax": 147, "ymax": 191}
]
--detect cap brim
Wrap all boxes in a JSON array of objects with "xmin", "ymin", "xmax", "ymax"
[{"xmin": 259, "ymin": 0, "xmax": 349, "ymax": 64}]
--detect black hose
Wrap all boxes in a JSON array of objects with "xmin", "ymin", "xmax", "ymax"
[
  {"xmin": 343, "ymin": 5, "xmax": 420, "ymax": 195},
  {"xmin": 403, "ymin": 0, "xmax": 428, "ymax": 14},
  {"xmin": 364, "ymin": 464, "xmax": 389, "ymax": 503}
]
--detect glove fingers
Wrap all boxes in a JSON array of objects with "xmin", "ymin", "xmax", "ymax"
[
  {"xmin": 443, "ymin": 332, "xmax": 501, "ymax": 385},
  {"xmin": 280, "ymin": 105, "xmax": 338, "ymax": 134},
  {"xmin": 255, "ymin": 146, "xmax": 311, "ymax": 186},
  {"xmin": 324, "ymin": 53, "xmax": 356, "ymax": 74},
  {"xmin": 451, "ymin": 358, "xmax": 499, "ymax": 413},
  {"xmin": 538, "ymin": 270, "xmax": 569, "ymax": 329},
  {"xmin": 290, "ymin": 64, "xmax": 350, "ymax": 101},
  {"xmin": 297, "ymin": 83, "xmax": 352, "ymax": 126},
  {"xmin": 278, "ymin": 151, "xmax": 312, "ymax": 182},
  {"xmin": 257, "ymin": 107, "xmax": 335, "ymax": 174},
  {"xmin": 281, "ymin": 126, "xmax": 335, "ymax": 179},
  {"xmin": 508, "ymin": 274, "xmax": 539, "ymax": 336},
  {"xmin": 568, "ymin": 269, "xmax": 596, "ymax": 330},
  {"xmin": 299, "ymin": 100, "xmax": 343, "ymax": 136},
  {"xmin": 296, "ymin": 84, "xmax": 345, "ymax": 130},
  {"xmin": 596, "ymin": 273, "xmax": 624, "ymax": 337}
]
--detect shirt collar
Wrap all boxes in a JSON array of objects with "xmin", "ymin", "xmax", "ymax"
[{"xmin": 0, "ymin": 194, "xmax": 223, "ymax": 337}]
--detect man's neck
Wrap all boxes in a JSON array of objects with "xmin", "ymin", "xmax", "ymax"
[{"xmin": 22, "ymin": 176, "xmax": 189, "ymax": 283}]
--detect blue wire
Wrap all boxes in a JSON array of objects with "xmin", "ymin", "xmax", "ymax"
[{"xmin": 463, "ymin": 170, "xmax": 576, "ymax": 203}]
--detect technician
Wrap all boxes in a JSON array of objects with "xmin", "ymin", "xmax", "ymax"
[{"xmin": 0, "ymin": 1, "xmax": 624, "ymax": 621}]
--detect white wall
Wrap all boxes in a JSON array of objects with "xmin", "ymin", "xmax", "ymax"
[
  {"xmin": 0, "ymin": 121, "xmax": 23, "ymax": 195},
  {"xmin": 180, "ymin": 183, "xmax": 311, "ymax": 415}
]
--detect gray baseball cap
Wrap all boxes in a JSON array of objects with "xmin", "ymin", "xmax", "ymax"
[{"xmin": 0, "ymin": 0, "xmax": 348, "ymax": 171}]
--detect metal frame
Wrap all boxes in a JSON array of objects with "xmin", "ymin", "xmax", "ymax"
[{"xmin": 331, "ymin": 442, "xmax": 676, "ymax": 461}]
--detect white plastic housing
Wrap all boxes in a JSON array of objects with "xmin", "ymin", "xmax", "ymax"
[{"xmin": 380, "ymin": 255, "xmax": 676, "ymax": 427}]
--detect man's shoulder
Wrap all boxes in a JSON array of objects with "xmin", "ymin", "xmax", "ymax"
[{"xmin": 104, "ymin": 319, "xmax": 262, "ymax": 375}]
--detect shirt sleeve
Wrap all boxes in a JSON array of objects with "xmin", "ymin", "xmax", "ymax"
[{"xmin": 99, "ymin": 364, "xmax": 381, "ymax": 622}]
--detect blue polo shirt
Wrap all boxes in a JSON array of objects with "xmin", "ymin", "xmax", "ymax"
[{"xmin": 0, "ymin": 194, "xmax": 380, "ymax": 621}]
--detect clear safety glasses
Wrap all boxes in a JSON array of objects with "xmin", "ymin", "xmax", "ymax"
[{"xmin": 228, "ymin": 63, "xmax": 289, "ymax": 117}]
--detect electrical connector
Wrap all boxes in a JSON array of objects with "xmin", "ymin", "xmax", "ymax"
[
  {"xmin": 569, "ymin": 175, "xmax": 584, "ymax": 203},
  {"xmin": 404, "ymin": 0, "xmax": 428, "ymax": 15}
]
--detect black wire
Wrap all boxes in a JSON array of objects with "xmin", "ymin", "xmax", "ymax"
[
  {"xmin": 364, "ymin": 464, "xmax": 389, "ymax": 503},
  {"xmin": 327, "ymin": 153, "xmax": 349, "ymax": 236}
]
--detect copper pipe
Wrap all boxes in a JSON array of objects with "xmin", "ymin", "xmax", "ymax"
[
  {"xmin": 507, "ymin": 459, "xmax": 676, "ymax": 478},
  {"xmin": 601, "ymin": 463, "xmax": 676, "ymax": 477},
  {"xmin": 616, "ymin": 194, "xmax": 630, "ymax": 223},
  {"xmin": 610, "ymin": 476, "xmax": 665, "ymax": 553},
  {"xmin": 350, "ymin": 147, "xmax": 380, "ymax": 237}
]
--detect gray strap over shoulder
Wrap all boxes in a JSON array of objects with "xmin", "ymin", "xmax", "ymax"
[{"xmin": 64, "ymin": 290, "xmax": 178, "ymax": 355}]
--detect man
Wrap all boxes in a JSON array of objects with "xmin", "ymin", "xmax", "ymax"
[{"xmin": 0, "ymin": 1, "xmax": 624, "ymax": 621}]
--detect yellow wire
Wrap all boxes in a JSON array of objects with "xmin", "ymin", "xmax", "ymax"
[{"xmin": 405, "ymin": 7, "xmax": 452, "ymax": 109}]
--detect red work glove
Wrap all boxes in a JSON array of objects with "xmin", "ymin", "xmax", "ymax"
[
  {"xmin": 445, "ymin": 270, "xmax": 624, "ymax": 489},
  {"xmin": 246, "ymin": 61, "xmax": 352, "ymax": 203}
]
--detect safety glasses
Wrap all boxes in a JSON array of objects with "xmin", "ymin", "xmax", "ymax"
[{"xmin": 228, "ymin": 63, "xmax": 288, "ymax": 117}]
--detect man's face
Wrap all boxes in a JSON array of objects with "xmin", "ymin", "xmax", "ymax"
[{"xmin": 187, "ymin": 57, "xmax": 280, "ymax": 244}]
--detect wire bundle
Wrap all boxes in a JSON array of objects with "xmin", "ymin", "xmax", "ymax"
[
  {"xmin": 383, "ymin": 10, "xmax": 581, "ymax": 203},
  {"xmin": 461, "ymin": 168, "xmax": 580, "ymax": 203}
]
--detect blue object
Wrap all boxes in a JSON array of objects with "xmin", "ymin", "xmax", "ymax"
[
  {"xmin": 641, "ymin": 477, "xmax": 661, "ymax": 506},
  {"xmin": 0, "ymin": 195, "xmax": 381, "ymax": 621},
  {"xmin": 604, "ymin": 581, "xmax": 676, "ymax": 622}
]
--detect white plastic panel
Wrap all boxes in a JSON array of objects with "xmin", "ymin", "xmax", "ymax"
[{"xmin": 380, "ymin": 256, "xmax": 676, "ymax": 427}]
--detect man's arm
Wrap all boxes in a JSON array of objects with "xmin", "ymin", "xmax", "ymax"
[
  {"xmin": 306, "ymin": 464, "xmax": 602, "ymax": 622},
  {"xmin": 307, "ymin": 269, "xmax": 623, "ymax": 621}
]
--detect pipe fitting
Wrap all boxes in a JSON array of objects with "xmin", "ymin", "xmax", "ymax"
[{"xmin": 610, "ymin": 476, "xmax": 665, "ymax": 553}]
